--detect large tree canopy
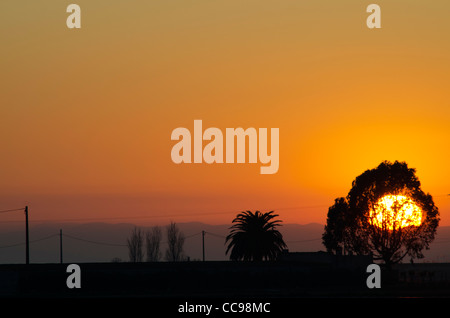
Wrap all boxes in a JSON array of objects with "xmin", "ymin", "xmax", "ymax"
[{"xmin": 323, "ymin": 161, "xmax": 439, "ymax": 266}]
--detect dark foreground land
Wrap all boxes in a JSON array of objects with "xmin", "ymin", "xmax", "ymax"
[{"xmin": 0, "ymin": 255, "xmax": 450, "ymax": 298}]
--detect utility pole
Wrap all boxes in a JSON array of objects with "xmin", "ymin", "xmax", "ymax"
[
  {"xmin": 25, "ymin": 206, "xmax": 29, "ymax": 264},
  {"xmin": 60, "ymin": 229, "xmax": 63, "ymax": 264},
  {"xmin": 202, "ymin": 230, "xmax": 205, "ymax": 262}
]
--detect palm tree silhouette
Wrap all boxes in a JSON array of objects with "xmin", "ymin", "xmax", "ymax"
[{"xmin": 225, "ymin": 211, "xmax": 287, "ymax": 261}]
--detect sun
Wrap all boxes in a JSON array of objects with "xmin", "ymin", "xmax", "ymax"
[{"xmin": 369, "ymin": 195, "xmax": 422, "ymax": 230}]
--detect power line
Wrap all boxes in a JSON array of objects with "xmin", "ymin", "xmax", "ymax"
[
  {"xmin": 204, "ymin": 231, "xmax": 322, "ymax": 243},
  {"xmin": 0, "ymin": 242, "xmax": 25, "ymax": 249},
  {"xmin": 205, "ymin": 231, "xmax": 226, "ymax": 239},
  {"xmin": 0, "ymin": 208, "xmax": 24, "ymax": 214},
  {"xmin": 0, "ymin": 204, "xmax": 331, "ymax": 224},
  {"xmin": 184, "ymin": 232, "xmax": 202, "ymax": 239},
  {"xmin": 0, "ymin": 231, "xmax": 206, "ymax": 250},
  {"xmin": 0, "ymin": 206, "xmax": 29, "ymax": 264},
  {"xmin": 0, "ymin": 231, "xmax": 203, "ymax": 251},
  {"xmin": 0, "ymin": 197, "xmax": 448, "ymax": 224},
  {"xmin": 204, "ymin": 230, "xmax": 323, "ymax": 244},
  {"xmin": 0, "ymin": 234, "xmax": 58, "ymax": 249},
  {"xmin": 159, "ymin": 232, "xmax": 202, "ymax": 244},
  {"xmin": 61, "ymin": 231, "xmax": 202, "ymax": 247},
  {"xmin": 62, "ymin": 233, "xmax": 127, "ymax": 247}
]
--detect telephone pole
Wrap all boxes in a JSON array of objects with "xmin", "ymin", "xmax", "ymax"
[
  {"xmin": 202, "ymin": 230, "xmax": 205, "ymax": 262},
  {"xmin": 60, "ymin": 229, "xmax": 63, "ymax": 264},
  {"xmin": 25, "ymin": 206, "xmax": 29, "ymax": 264}
]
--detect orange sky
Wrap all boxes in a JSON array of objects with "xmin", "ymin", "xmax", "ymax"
[{"xmin": 1, "ymin": 1, "xmax": 450, "ymax": 226}]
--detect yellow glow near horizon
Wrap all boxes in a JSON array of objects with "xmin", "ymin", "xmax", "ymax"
[{"xmin": 369, "ymin": 195, "xmax": 422, "ymax": 230}]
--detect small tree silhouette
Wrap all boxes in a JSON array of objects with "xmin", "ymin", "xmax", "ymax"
[
  {"xmin": 225, "ymin": 211, "xmax": 287, "ymax": 261},
  {"xmin": 146, "ymin": 226, "xmax": 162, "ymax": 262},
  {"xmin": 165, "ymin": 222, "xmax": 185, "ymax": 261},
  {"xmin": 127, "ymin": 227, "xmax": 144, "ymax": 262}
]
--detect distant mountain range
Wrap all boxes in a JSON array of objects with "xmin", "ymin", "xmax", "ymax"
[{"xmin": 0, "ymin": 222, "xmax": 448, "ymax": 264}]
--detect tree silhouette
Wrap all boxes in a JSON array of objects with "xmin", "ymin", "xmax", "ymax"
[
  {"xmin": 225, "ymin": 211, "xmax": 287, "ymax": 261},
  {"xmin": 165, "ymin": 222, "xmax": 185, "ymax": 261},
  {"xmin": 322, "ymin": 197, "xmax": 349, "ymax": 254},
  {"xmin": 146, "ymin": 226, "xmax": 162, "ymax": 262},
  {"xmin": 127, "ymin": 227, "xmax": 144, "ymax": 262},
  {"xmin": 323, "ymin": 161, "xmax": 440, "ymax": 267}
]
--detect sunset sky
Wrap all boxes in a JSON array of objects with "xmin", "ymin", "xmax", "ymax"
[{"xmin": 1, "ymin": 1, "xmax": 450, "ymax": 226}]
